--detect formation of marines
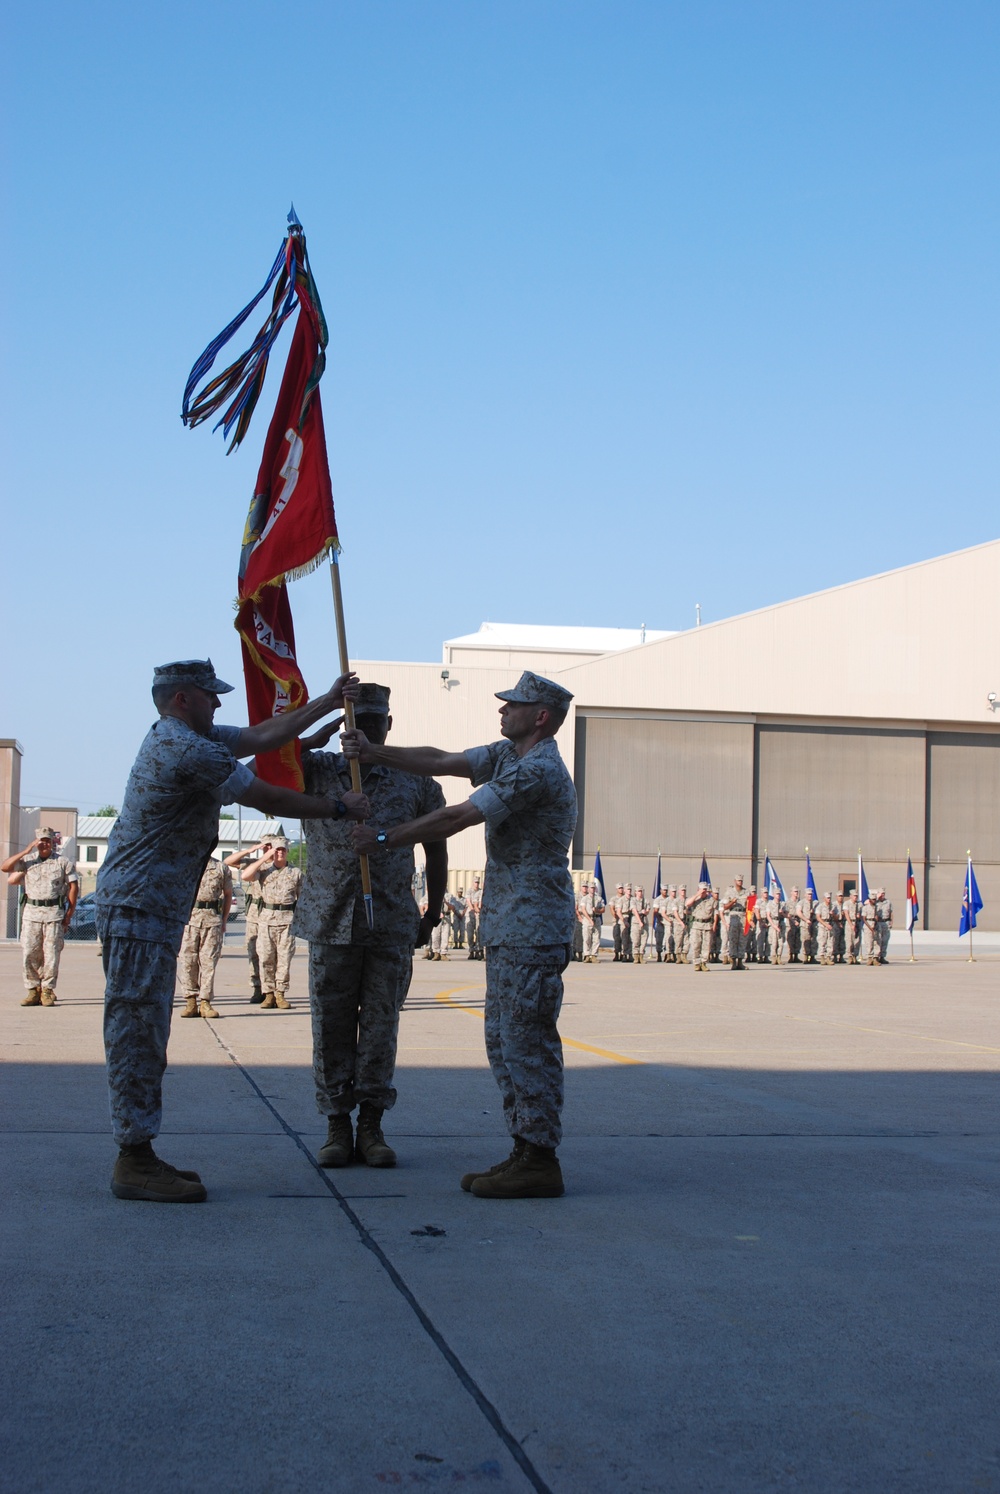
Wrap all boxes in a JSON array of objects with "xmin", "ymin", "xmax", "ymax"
[{"xmin": 573, "ymin": 877, "xmax": 894, "ymax": 967}]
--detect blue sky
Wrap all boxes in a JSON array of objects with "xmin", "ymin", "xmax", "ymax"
[{"xmin": 3, "ymin": 1, "xmax": 998, "ymax": 811}]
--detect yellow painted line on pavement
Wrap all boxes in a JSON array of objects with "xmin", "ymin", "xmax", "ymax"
[
  {"xmin": 784, "ymin": 1013, "xmax": 1000, "ymax": 1056},
  {"xmin": 434, "ymin": 986, "xmax": 644, "ymax": 1066}
]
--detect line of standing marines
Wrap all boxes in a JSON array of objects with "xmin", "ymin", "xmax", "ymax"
[
  {"xmin": 62, "ymin": 659, "xmax": 578, "ymax": 1205},
  {"xmin": 575, "ymin": 876, "xmax": 893, "ymax": 968}
]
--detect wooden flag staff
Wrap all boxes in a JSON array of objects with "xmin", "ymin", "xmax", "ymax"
[{"xmin": 329, "ymin": 549, "xmax": 374, "ymax": 929}]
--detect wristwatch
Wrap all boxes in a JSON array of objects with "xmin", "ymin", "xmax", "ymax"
[
  {"xmin": 375, "ymin": 830, "xmax": 389, "ymax": 846},
  {"xmin": 335, "ymin": 799, "xmax": 348, "ymax": 818}
]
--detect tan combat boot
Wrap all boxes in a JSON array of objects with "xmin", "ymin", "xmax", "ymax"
[
  {"xmin": 111, "ymin": 1142, "xmax": 207, "ymax": 1203},
  {"xmin": 21, "ymin": 987, "xmax": 42, "ymax": 1006},
  {"xmin": 317, "ymin": 1114, "xmax": 353, "ymax": 1168},
  {"xmin": 461, "ymin": 1137, "xmax": 526, "ymax": 1192},
  {"xmin": 180, "ymin": 995, "xmax": 199, "ymax": 1018},
  {"xmin": 355, "ymin": 1104, "xmax": 396, "ymax": 1167},
  {"xmin": 260, "ymin": 991, "xmax": 276, "ymax": 1008},
  {"xmin": 273, "ymin": 990, "xmax": 291, "ymax": 1010},
  {"xmin": 199, "ymin": 998, "xmax": 219, "ymax": 1018},
  {"xmin": 470, "ymin": 1142, "xmax": 564, "ymax": 1199},
  {"xmin": 40, "ymin": 988, "xmax": 57, "ymax": 1006}
]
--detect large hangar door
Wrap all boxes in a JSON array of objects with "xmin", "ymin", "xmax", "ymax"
[
  {"xmin": 927, "ymin": 732, "xmax": 1000, "ymax": 930},
  {"xmin": 573, "ymin": 715, "xmax": 753, "ymax": 858},
  {"xmin": 756, "ymin": 725, "xmax": 924, "ymax": 861}
]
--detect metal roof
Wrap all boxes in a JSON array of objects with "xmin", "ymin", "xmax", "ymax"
[
  {"xmin": 443, "ymin": 621, "xmax": 676, "ymax": 655},
  {"xmin": 77, "ymin": 816, "xmax": 285, "ymax": 842}
]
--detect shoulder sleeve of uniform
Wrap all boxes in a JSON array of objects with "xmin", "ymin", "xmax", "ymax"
[
  {"xmin": 464, "ymin": 742, "xmax": 502, "ymax": 787},
  {"xmin": 177, "ymin": 732, "xmax": 242, "ymax": 791},
  {"xmin": 222, "ymin": 865, "xmax": 233, "ymax": 892},
  {"xmin": 62, "ymin": 858, "xmax": 79, "ymax": 884},
  {"xmin": 468, "ymin": 749, "xmax": 548, "ymax": 827},
  {"xmin": 211, "ymin": 723, "xmax": 244, "ymax": 754}
]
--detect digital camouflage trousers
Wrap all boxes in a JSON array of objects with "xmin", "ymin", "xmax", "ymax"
[{"xmin": 484, "ymin": 943, "xmax": 570, "ymax": 1150}]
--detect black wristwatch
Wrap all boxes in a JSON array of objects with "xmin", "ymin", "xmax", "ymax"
[{"xmin": 375, "ymin": 829, "xmax": 389, "ymax": 846}]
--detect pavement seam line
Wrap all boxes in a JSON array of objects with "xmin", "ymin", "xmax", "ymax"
[
  {"xmin": 434, "ymin": 986, "xmax": 644, "ymax": 1066},
  {"xmin": 782, "ymin": 1013, "xmax": 1000, "ymax": 1054},
  {"xmin": 203, "ymin": 1020, "xmax": 553, "ymax": 1494}
]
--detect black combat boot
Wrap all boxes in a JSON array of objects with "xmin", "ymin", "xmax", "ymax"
[{"xmin": 355, "ymin": 1104, "xmax": 396, "ymax": 1167}]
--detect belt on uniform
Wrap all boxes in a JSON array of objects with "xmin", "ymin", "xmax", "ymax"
[
  {"xmin": 195, "ymin": 900, "xmax": 223, "ymax": 911},
  {"xmin": 262, "ymin": 901, "xmax": 297, "ymax": 910},
  {"xmin": 26, "ymin": 898, "xmax": 60, "ymax": 906}
]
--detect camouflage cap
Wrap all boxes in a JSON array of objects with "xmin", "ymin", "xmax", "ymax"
[
  {"xmin": 495, "ymin": 670, "xmax": 573, "ymax": 714},
  {"xmin": 35, "ymin": 825, "xmax": 58, "ymax": 841},
  {"xmin": 269, "ymin": 836, "xmax": 290, "ymax": 851},
  {"xmin": 354, "ymin": 683, "xmax": 391, "ymax": 718},
  {"xmin": 153, "ymin": 658, "xmax": 234, "ymax": 694}
]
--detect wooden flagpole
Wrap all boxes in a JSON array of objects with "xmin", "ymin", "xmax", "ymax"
[{"xmin": 329, "ymin": 549, "xmax": 374, "ymax": 929}]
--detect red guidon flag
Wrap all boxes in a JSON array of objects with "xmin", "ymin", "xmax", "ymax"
[
  {"xmin": 234, "ymin": 239, "xmax": 337, "ymax": 788},
  {"xmin": 744, "ymin": 892, "xmax": 757, "ymax": 935},
  {"xmin": 182, "ymin": 218, "xmax": 339, "ymax": 791}
]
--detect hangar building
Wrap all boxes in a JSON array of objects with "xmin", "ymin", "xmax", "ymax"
[{"xmin": 352, "ymin": 540, "xmax": 1000, "ymax": 929}]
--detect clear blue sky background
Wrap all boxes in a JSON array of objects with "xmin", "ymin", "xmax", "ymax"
[{"xmin": 3, "ymin": 1, "xmax": 997, "ymax": 812}]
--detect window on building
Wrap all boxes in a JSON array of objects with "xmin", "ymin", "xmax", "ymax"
[{"xmin": 86, "ymin": 845, "xmax": 98, "ymax": 862}]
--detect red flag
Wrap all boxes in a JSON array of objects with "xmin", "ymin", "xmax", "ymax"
[
  {"xmin": 233, "ymin": 236, "xmax": 338, "ymax": 788},
  {"xmin": 237, "ymin": 310, "xmax": 337, "ymax": 604},
  {"xmin": 744, "ymin": 892, "xmax": 757, "ymax": 935},
  {"xmin": 236, "ymin": 585, "xmax": 308, "ymax": 790}
]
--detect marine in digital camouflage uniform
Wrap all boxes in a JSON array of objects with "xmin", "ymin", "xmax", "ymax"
[
  {"xmin": 811, "ymin": 892, "xmax": 831, "ymax": 964},
  {"xmin": 242, "ymin": 839, "xmax": 302, "ymax": 1008},
  {"xmin": 223, "ymin": 839, "xmax": 273, "ymax": 1002},
  {"xmin": 294, "ymin": 683, "xmax": 447, "ymax": 1170},
  {"xmin": 94, "ymin": 657, "xmax": 366, "ymax": 1204},
  {"xmin": 177, "ymin": 857, "xmax": 233, "ymax": 1017},
  {"xmin": 876, "ymin": 890, "xmax": 892, "ymax": 963},
  {"xmin": 672, "ymin": 886, "xmax": 690, "ymax": 964},
  {"xmin": 860, "ymin": 893, "xmax": 881, "ymax": 963},
  {"xmin": 798, "ymin": 892, "xmax": 817, "ymax": 963},
  {"xmin": 686, "ymin": 882, "xmax": 714, "ymax": 970},
  {"xmin": 767, "ymin": 891, "xmax": 785, "ymax": 964},
  {"xmin": 3, "ymin": 826, "xmax": 78, "ymax": 1005},
  {"xmin": 842, "ymin": 891, "xmax": 861, "ymax": 964},
  {"xmin": 346, "ymin": 670, "xmax": 577, "ymax": 1200},
  {"xmin": 629, "ymin": 885, "xmax": 649, "ymax": 963},
  {"xmin": 466, "ymin": 876, "xmax": 484, "ymax": 960},
  {"xmin": 721, "ymin": 876, "xmax": 749, "ymax": 970}
]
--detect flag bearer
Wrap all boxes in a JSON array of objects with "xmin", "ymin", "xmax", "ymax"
[
  {"xmin": 3, "ymin": 826, "xmax": 78, "ymax": 1006},
  {"xmin": 296, "ymin": 683, "xmax": 447, "ymax": 1170},
  {"xmin": 345, "ymin": 670, "xmax": 577, "ymax": 1200}
]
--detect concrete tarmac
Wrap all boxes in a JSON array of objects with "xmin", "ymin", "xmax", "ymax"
[{"xmin": 2, "ymin": 940, "xmax": 998, "ymax": 1493}]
